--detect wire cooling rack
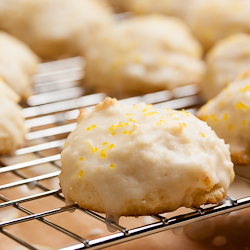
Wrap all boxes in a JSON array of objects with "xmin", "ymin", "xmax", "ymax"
[{"xmin": 0, "ymin": 57, "xmax": 250, "ymax": 250}]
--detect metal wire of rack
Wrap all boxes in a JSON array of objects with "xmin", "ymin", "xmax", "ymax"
[{"xmin": 0, "ymin": 57, "xmax": 250, "ymax": 250}]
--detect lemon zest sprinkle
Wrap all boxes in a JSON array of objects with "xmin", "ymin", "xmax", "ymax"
[
  {"xmin": 239, "ymin": 85, "xmax": 250, "ymax": 92},
  {"xmin": 101, "ymin": 150, "xmax": 106, "ymax": 158},
  {"xmin": 86, "ymin": 140, "xmax": 98, "ymax": 153},
  {"xmin": 236, "ymin": 102, "xmax": 248, "ymax": 109},
  {"xmin": 107, "ymin": 144, "xmax": 115, "ymax": 149},
  {"xmin": 86, "ymin": 125, "xmax": 96, "ymax": 131},
  {"xmin": 109, "ymin": 163, "xmax": 115, "ymax": 169},
  {"xmin": 78, "ymin": 170, "xmax": 84, "ymax": 177},
  {"xmin": 129, "ymin": 118, "xmax": 138, "ymax": 122}
]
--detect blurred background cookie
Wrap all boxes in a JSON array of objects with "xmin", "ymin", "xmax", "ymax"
[
  {"xmin": 200, "ymin": 33, "xmax": 250, "ymax": 101},
  {"xmin": 0, "ymin": 31, "xmax": 40, "ymax": 100},
  {"xmin": 0, "ymin": 0, "xmax": 113, "ymax": 60},
  {"xmin": 84, "ymin": 14, "xmax": 205, "ymax": 96},
  {"xmin": 186, "ymin": 0, "xmax": 250, "ymax": 52},
  {"xmin": 0, "ymin": 78, "xmax": 27, "ymax": 154}
]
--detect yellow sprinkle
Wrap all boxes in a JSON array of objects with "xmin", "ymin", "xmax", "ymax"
[
  {"xmin": 228, "ymin": 124, "xmax": 233, "ymax": 130},
  {"xmin": 142, "ymin": 109, "xmax": 148, "ymax": 112},
  {"xmin": 109, "ymin": 163, "xmax": 115, "ymax": 169},
  {"xmin": 129, "ymin": 118, "xmax": 138, "ymax": 122},
  {"xmin": 118, "ymin": 122, "xmax": 123, "ymax": 127},
  {"xmin": 103, "ymin": 142, "xmax": 108, "ymax": 145},
  {"xmin": 173, "ymin": 118, "xmax": 179, "ymax": 120},
  {"xmin": 161, "ymin": 116, "xmax": 167, "ymax": 119},
  {"xmin": 107, "ymin": 144, "xmax": 115, "ymax": 149},
  {"xmin": 144, "ymin": 111, "xmax": 158, "ymax": 117},
  {"xmin": 236, "ymin": 102, "xmax": 248, "ymax": 109},
  {"xmin": 156, "ymin": 123, "xmax": 162, "ymax": 126},
  {"xmin": 124, "ymin": 122, "xmax": 129, "ymax": 126},
  {"xmin": 101, "ymin": 149, "xmax": 106, "ymax": 159},
  {"xmin": 159, "ymin": 120, "xmax": 165, "ymax": 123},
  {"xmin": 123, "ymin": 130, "xmax": 127, "ymax": 134},
  {"xmin": 111, "ymin": 131, "xmax": 116, "ymax": 136},
  {"xmin": 201, "ymin": 106, "xmax": 207, "ymax": 111},
  {"xmin": 109, "ymin": 127, "xmax": 114, "ymax": 131},
  {"xmin": 86, "ymin": 140, "xmax": 97, "ymax": 153},
  {"xmin": 183, "ymin": 123, "xmax": 187, "ymax": 127},
  {"xmin": 242, "ymin": 120, "xmax": 246, "ymax": 125},
  {"xmin": 211, "ymin": 114, "xmax": 217, "ymax": 122},
  {"xmin": 166, "ymin": 108, "xmax": 170, "ymax": 111},
  {"xmin": 182, "ymin": 109, "xmax": 185, "ymax": 112},
  {"xmin": 78, "ymin": 170, "xmax": 84, "ymax": 178},
  {"xmin": 170, "ymin": 114, "xmax": 174, "ymax": 116},
  {"xmin": 219, "ymin": 102, "xmax": 224, "ymax": 107},
  {"xmin": 133, "ymin": 104, "xmax": 138, "ymax": 109},
  {"xmin": 79, "ymin": 157, "xmax": 84, "ymax": 161},
  {"xmin": 126, "ymin": 114, "xmax": 132, "ymax": 116},
  {"xmin": 239, "ymin": 85, "xmax": 250, "ymax": 92},
  {"xmin": 127, "ymin": 130, "xmax": 134, "ymax": 135},
  {"xmin": 64, "ymin": 142, "xmax": 68, "ymax": 148},
  {"xmin": 201, "ymin": 133, "xmax": 205, "ymax": 137},
  {"xmin": 86, "ymin": 125, "xmax": 96, "ymax": 131},
  {"xmin": 223, "ymin": 113, "xmax": 228, "ymax": 121}
]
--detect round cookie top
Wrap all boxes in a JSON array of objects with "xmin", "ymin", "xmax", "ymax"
[
  {"xmin": 197, "ymin": 68, "xmax": 250, "ymax": 165},
  {"xmin": 59, "ymin": 98, "xmax": 234, "ymax": 218},
  {"xmin": 187, "ymin": 0, "xmax": 250, "ymax": 51},
  {"xmin": 201, "ymin": 33, "xmax": 250, "ymax": 101},
  {"xmin": 0, "ymin": 31, "xmax": 40, "ymax": 99},
  {"xmin": 0, "ymin": 96, "xmax": 27, "ymax": 155},
  {"xmin": 0, "ymin": 0, "xmax": 113, "ymax": 59},
  {"xmin": 108, "ymin": 0, "xmax": 201, "ymax": 22},
  {"xmin": 84, "ymin": 14, "xmax": 205, "ymax": 96}
]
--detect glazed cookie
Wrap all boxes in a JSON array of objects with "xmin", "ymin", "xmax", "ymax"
[
  {"xmin": 84, "ymin": 14, "xmax": 205, "ymax": 95},
  {"xmin": 59, "ymin": 97, "xmax": 234, "ymax": 220},
  {"xmin": 0, "ymin": 77, "xmax": 20, "ymax": 103},
  {"xmin": 197, "ymin": 68, "xmax": 250, "ymax": 165},
  {"xmin": 0, "ymin": 0, "xmax": 113, "ymax": 59},
  {"xmin": 108, "ymin": 0, "xmax": 201, "ymax": 21},
  {"xmin": 187, "ymin": 0, "xmax": 250, "ymax": 51},
  {"xmin": 201, "ymin": 33, "xmax": 250, "ymax": 101},
  {"xmin": 0, "ymin": 31, "xmax": 40, "ymax": 99},
  {"xmin": 0, "ymin": 96, "xmax": 27, "ymax": 155}
]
